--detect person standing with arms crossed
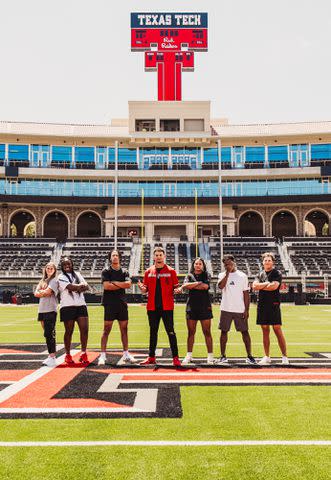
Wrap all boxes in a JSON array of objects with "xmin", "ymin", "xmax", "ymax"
[
  {"xmin": 58, "ymin": 257, "xmax": 90, "ymax": 365},
  {"xmin": 34, "ymin": 262, "xmax": 58, "ymax": 367},
  {"xmin": 180, "ymin": 257, "xmax": 214, "ymax": 365},
  {"xmin": 138, "ymin": 246, "xmax": 181, "ymax": 367},
  {"xmin": 253, "ymin": 252, "xmax": 289, "ymax": 365},
  {"xmin": 98, "ymin": 250, "xmax": 135, "ymax": 365},
  {"xmin": 215, "ymin": 254, "xmax": 256, "ymax": 365}
]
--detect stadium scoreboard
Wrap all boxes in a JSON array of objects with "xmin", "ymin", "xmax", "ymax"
[{"xmin": 131, "ymin": 12, "xmax": 208, "ymax": 101}]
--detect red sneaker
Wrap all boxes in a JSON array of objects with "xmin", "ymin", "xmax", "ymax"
[
  {"xmin": 65, "ymin": 354, "xmax": 74, "ymax": 365},
  {"xmin": 173, "ymin": 356, "xmax": 181, "ymax": 367},
  {"xmin": 140, "ymin": 356, "xmax": 156, "ymax": 366},
  {"xmin": 79, "ymin": 352, "xmax": 89, "ymax": 364}
]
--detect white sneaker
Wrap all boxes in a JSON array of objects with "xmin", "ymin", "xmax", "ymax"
[
  {"xmin": 42, "ymin": 356, "xmax": 57, "ymax": 367},
  {"xmin": 282, "ymin": 356, "xmax": 290, "ymax": 365},
  {"xmin": 206, "ymin": 357, "xmax": 214, "ymax": 365},
  {"xmin": 123, "ymin": 353, "xmax": 136, "ymax": 364},
  {"xmin": 98, "ymin": 355, "xmax": 106, "ymax": 366},
  {"xmin": 259, "ymin": 356, "xmax": 271, "ymax": 365},
  {"xmin": 182, "ymin": 355, "xmax": 193, "ymax": 365}
]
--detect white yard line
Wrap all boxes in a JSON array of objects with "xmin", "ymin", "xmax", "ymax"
[{"xmin": 0, "ymin": 440, "xmax": 330, "ymax": 447}]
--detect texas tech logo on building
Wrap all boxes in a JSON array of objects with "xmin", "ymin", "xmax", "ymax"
[{"xmin": 131, "ymin": 12, "xmax": 208, "ymax": 101}]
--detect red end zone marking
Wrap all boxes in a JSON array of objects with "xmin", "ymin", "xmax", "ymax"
[
  {"xmin": 0, "ymin": 371, "xmax": 32, "ymax": 382},
  {"xmin": 0, "ymin": 348, "xmax": 36, "ymax": 355},
  {"xmin": 0, "ymin": 352, "xmax": 128, "ymax": 409}
]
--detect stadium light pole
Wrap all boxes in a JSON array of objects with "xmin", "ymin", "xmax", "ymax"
[
  {"xmin": 218, "ymin": 139, "xmax": 224, "ymax": 266},
  {"xmin": 141, "ymin": 188, "xmax": 145, "ymax": 276},
  {"xmin": 195, "ymin": 188, "xmax": 198, "ymax": 258},
  {"xmin": 114, "ymin": 140, "xmax": 119, "ymax": 249}
]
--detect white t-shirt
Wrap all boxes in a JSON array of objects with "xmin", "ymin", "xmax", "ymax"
[
  {"xmin": 58, "ymin": 271, "xmax": 87, "ymax": 308},
  {"xmin": 218, "ymin": 270, "xmax": 249, "ymax": 313}
]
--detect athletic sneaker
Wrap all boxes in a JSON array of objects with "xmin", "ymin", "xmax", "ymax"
[
  {"xmin": 214, "ymin": 356, "xmax": 228, "ymax": 365},
  {"xmin": 140, "ymin": 356, "xmax": 156, "ymax": 366},
  {"xmin": 98, "ymin": 355, "xmax": 106, "ymax": 366},
  {"xmin": 206, "ymin": 356, "xmax": 215, "ymax": 365},
  {"xmin": 42, "ymin": 356, "xmax": 57, "ymax": 367},
  {"xmin": 246, "ymin": 355, "xmax": 257, "ymax": 365},
  {"xmin": 65, "ymin": 354, "xmax": 74, "ymax": 365},
  {"xmin": 122, "ymin": 353, "xmax": 136, "ymax": 364},
  {"xmin": 281, "ymin": 356, "xmax": 290, "ymax": 365},
  {"xmin": 79, "ymin": 352, "xmax": 89, "ymax": 364},
  {"xmin": 182, "ymin": 355, "xmax": 193, "ymax": 365},
  {"xmin": 259, "ymin": 356, "xmax": 271, "ymax": 365},
  {"xmin": 173, "ymin": 356, "xmax": 181, "ymax": 367}
]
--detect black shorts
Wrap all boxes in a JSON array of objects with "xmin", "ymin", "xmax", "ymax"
[
  {"xmin": 256, "ymin": 303, "xmax": 282, "ymax": 325},
  {"xmin": 38, "ymin": 311, "xmax": 57, "ymax": 322},
  {"xmin": 186, "ymin": 306, "xmax": 213, "ymax": 321},
  {"xmin": 60, "ymin": 305, "xmax": 88, "ymax": 322},
  {"xmin": 103, "ymin": 303, "xmax": 128, "ymax": 322}
]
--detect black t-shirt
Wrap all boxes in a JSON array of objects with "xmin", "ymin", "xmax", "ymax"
[
  {"xmin": 184, "ymin": 272, "xmax": 211, "ymax": 311},
  {"xmin": 154, "ymin": 267, "xmax": 163, "ymax": 310},
  {"xmin": 101, "ymin": 267, "xmax": 130, "ymax": 306},
  {"xmin": 257, "ymin": 268, "xmax": 282, "ymax": 306}
]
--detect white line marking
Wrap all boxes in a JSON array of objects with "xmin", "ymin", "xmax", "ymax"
[
  {"xmin": 0, "ymin": 351, "xmax": 75, "ymax": 403},
  {"xmin": 0, "ymin": 440, "xmax": 329, "ymax": 447},
  {"xmin": 97, "ymin": 374, "xmax": 158, "ymax": 412}
]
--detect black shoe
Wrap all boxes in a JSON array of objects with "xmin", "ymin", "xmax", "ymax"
[{"xmin": 246, "ymin": 355, "xmax": 257, "ymax": 365}]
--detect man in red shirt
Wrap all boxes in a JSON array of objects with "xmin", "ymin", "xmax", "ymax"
[{"xmin": 138, "ymin": 246, "xmax": 181, "ymax": 366}]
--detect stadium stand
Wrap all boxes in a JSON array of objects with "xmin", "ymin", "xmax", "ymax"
[
  {"xmin": 0, "ymin": 238, "xmax": 56, "ymax": 277},
  {"xmin": 284, "ymin": 237, "xmax": 331, "ymax": 276}
]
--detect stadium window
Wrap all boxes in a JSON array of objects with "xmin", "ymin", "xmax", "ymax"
[
  {"xmin": 160, "ymin": 119, "xmax": 180, "ymax": 132},
  {"xmin": 232, "ymin": 146, "xmax": 245, "ymax": 169},
  {"xmin": 135, "ymin": 119, "xmax": 156, "ymax": 132},
  {"xmin": 289, "ymin": 144, "xmax": 309, "ymax": 167},
  {"xmin": 8, "ymin": 144, "xmax": 29, "ymax": 167}
]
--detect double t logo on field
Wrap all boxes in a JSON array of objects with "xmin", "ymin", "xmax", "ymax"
[{"xmin": 0, "ymin": 345, "xmax": 330, "ymax": 419}]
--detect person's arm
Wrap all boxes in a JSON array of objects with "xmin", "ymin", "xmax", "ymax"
[
  {"xmin": 103, "ymin": 281, "xmax": 121, "ymax": 291},
  {"xmin": 243, "ymin": 290, "xmax": 250, "ymax": 320},
  {"xmin": 218, "ymin": 272, "xmax": 228, "ymax": 290},
  {"xmin": 181, "ymin": 281, "xmax": 201, "ymax": 290},
  {"xmin": 138, "ymin": 271, "xmax": 148, "ymax": 293},
  {"xmin": 34, "ymin": 286, "xmax": 54, "ymax": 298},
  {"xmin": 253, "ymin": 280, "xmax": 280, "ymax": 291},
  {"xmin": 111, "ymin": 280, "xmax": 132, "ymax": 289}
]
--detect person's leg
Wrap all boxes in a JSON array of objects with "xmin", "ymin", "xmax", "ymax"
[
  {"xmin": 77, "ymin": 316, "xmax": 89, "ymax": 352},
  {"xmin": 201, "ymin": 319, "xmax": 213, "ymax": 354},
  {"xmin": 64, "ymin": 320, "xmax": 75, "ymax": 354},
  {"xmin": 186, "ymin": 319, "xmax": 197, "ymax": 354},
  {"xmin": 162, "ymin": 311, "xmax": 178, "ymax": 358},
  {"xmin": 261, "ymin": 325, "xmax": 270, "ymax": 356},
  {"xmin": 119, "ymin": 320, "xmax": 129, "ymax": 351},
  {"xmin": 241, "ymin": 330, "xmax": 252, "ymax": 356},
  {"xmin": 272, "ymin": 325, "xmax": 287, "ymax": 356},
  {"xmin": 100, "ymin": 321, "xmax": 114, "ymax": 353},
  {"xmin": 148, "ymin": 311, "xmax": 161, "ymax": 357},
  {"xmin": 43, "ymin": 315, "xmax": 56, "ymax": 356},
  {"xmin": 220, "ymin": 331, "xmax": 228, "ymax": 357}
]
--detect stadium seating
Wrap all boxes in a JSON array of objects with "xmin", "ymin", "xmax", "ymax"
[
  {"xmin": 209, "ymin": 237, "xmax": 285, "ymax": 276},
  {"xmin": 284, "ymin": 237, "xmax": 331, "ymax": 276},
  {"xmin": 60, "ymin": 238, "xmax": 132, "ymax": 276},
  {"xmin": 0, "ymin": 238, "xmax": 56, "ymax": 276}
]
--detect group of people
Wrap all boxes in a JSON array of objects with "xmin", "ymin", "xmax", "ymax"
[{"xmin": 35, "ymin": 246, "xmax": 289, "ymax": 367}]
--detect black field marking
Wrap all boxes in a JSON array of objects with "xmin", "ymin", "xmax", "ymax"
[{"xmin": 0, "ymin": 345, "xmax": 330, "ymax": 419}]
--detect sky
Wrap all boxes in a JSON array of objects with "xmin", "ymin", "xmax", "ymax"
[{"xmin": 0, "ymin": 0, "xmax": 330, "ymax": 125}]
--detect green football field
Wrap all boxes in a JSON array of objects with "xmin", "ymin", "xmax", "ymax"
[{"xmin": 0, "ymin": 304, "xmax": 330, "ymax": 480}]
